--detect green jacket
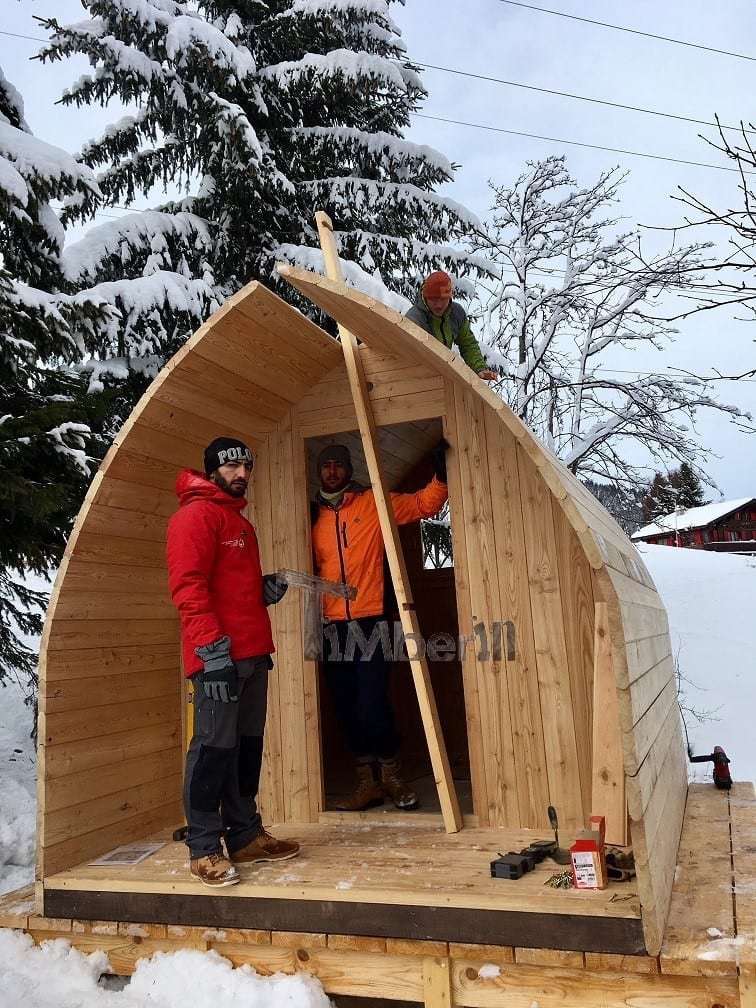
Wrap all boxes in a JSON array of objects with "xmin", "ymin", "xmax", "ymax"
[{"xmin": 405, "ymin": 294, "xmax": 488, "ymax": 374}]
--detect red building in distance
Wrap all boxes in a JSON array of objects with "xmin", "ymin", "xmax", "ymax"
[{"xmin": 632, "ymin": 498, "xmax": 756, "ymax": 554}]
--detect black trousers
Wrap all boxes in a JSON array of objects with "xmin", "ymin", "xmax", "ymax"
[
  {"xmin": 183, "ymin": 655, "xmax": 269, "ymax": 859},
  {"xmin": 322, "ymin": 617, "xmax": 402, "ymax": 761}
]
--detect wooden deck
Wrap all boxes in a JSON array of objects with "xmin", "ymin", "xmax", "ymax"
[
  {"xmin": 41, "ymin": 815, "xmax": 644, "ymax": 953},
  {"xmin": 2, "ymin": 783, "xmax": 753, "ymax": 1007}
]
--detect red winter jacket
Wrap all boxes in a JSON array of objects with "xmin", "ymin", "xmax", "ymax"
[
  {"xmin": 312, "ymin": 477, "xmax": 449, "ymax": 621},
  {"xmin": 166, "ymin": 469, "xmax": 274, "ymax": 676}
]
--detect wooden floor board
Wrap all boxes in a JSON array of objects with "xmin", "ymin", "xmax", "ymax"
[{"xmin": 42, "ymin": 818, "xmax": 645, "ymax": 952}]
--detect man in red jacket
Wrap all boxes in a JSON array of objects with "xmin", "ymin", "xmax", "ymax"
[
  {"xmin": 166, "ymin": 436, "xmax": 299, "ymax": 887},
  {"xmin": 312, "ymin": 442, "xmax": 449, "ymax": 812}
]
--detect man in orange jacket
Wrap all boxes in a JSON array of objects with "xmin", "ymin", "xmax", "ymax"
[{"xmin": 311, "ymin": 442, "xmax": 449, "ymax": 811}]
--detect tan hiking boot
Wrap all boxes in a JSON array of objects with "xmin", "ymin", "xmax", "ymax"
[
  {"xmin": 230, "ymin": 830, "xmax": 300, "ymax": 864},
  {"xmin": 335, "ymin": 762, "xmax": 384, "ymax": 811},
  {"xmin": 190, "ymin": 852, "xmax": 240, "ymax": 887},
  {"xmin": 380, "ymin": 759, "xmax": 419, "ymax": 810}
]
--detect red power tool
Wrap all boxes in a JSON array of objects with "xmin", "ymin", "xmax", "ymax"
[{"xmin": 689, "ymin": 745, "xmax": 732, "ymax": 790}]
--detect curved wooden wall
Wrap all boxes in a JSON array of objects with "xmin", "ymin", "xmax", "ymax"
[
  {"xmin": 39, "ymin": 270, "xmax": 686, "ymax": 955},
  {"xmin": 38, "ymin": 283, "xmax": 341, "ymax": 878},
  {"xmin": 277, "ymin": 265, "xmax": 687, "ymax": 955}
]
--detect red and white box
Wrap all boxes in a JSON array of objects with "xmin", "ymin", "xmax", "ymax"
[{"xmin": 570, "ymin": 815, "xmax": 608, "ymax": 890}]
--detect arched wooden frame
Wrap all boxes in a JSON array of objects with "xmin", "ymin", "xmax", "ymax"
[{"xmin": 38, "ymin": 273, "xmax": 686, "ymax": 955}]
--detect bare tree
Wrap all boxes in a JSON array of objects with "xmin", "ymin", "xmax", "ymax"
[
  {"xmin": 468, "ymin": 156, "xmax": 751, "ymax": 489},
  {"xmin": 673, "ymin": 117, "xmax": 756, "ymax": 379}
]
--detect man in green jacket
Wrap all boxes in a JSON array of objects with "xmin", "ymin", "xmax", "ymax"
[{"xmin": 405, "ymin": 270, "xmax": 497, "ymax": 381}]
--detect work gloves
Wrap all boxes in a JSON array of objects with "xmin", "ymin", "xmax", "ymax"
[
  {"xmin": 196, "ymin": 635, "xmax": 238, "ymax": 703},
  {"xmin": 263, "ymin": 573, "xmax": 288, "ymax": 606},
  {"xmin": 429, "ymin": 438, "xmax": 451, "ymax": 483}
]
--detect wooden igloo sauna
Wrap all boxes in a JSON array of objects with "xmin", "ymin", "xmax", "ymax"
[{"xmin": 35, "ymin": 252, "xmax": 697, "ymax": 969}]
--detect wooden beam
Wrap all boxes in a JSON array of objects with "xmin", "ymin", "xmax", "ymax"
[
  {"xmin": 314, "ymin": 212, "xmax": 461, "ymax": 833},
  {"xmin": 423, "ymin": 955, "xmax": 453, "ymax": 1008},
  {"xmin": 591, "ymin": 601, "xmax": 628, "ymax": 844},
  {"xmin": 42, "ymin": 888, "xmax": 646, "ymax": 953}
]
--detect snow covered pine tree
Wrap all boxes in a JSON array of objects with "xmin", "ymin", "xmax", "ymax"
[
  {"xmin": 0, "ymin": 66, "xmax": 114, "ymax": 692},
  {"xmin": 38, "ymin": 0, "xmax": 478, "ymax": 418}
]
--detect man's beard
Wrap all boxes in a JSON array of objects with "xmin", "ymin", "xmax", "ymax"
[{"xmin": 213, "ymin": 472, "xmax": 247, "ymax": 497}]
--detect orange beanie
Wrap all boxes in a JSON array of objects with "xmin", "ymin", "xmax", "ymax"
[{"xmin": 423, "ymin": 270, "xmax": 453, "ymax": 300}]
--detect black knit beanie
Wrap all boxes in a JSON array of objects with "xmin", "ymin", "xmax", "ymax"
[
  {"xmin": 203, "ymin": 437, "xmax": 252, "ymax": 475},
  {"xmin": 316, "ymin": 444, "xmax": 353, "ymax": 477}
]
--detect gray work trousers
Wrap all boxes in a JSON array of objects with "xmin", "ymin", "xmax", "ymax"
[{"xmin": 183, "ymin": 655, "xmax": 270, "ymax": 860}]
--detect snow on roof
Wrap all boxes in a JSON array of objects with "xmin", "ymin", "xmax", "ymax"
[{"xmin": 632, "ymin": 498, "xmax": 755, "ymax": 540}]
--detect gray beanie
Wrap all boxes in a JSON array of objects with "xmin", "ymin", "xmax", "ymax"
[{"xmin": 316, "ymin": 444, "xmax": 353, "ymax": 477}]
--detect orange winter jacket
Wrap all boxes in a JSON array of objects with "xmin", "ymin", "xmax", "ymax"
[{"xmin": 312, "ymin": 477, "xmax": 449, "ymax": 621}]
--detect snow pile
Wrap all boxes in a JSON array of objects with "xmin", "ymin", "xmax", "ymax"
[
  {"xmin": 0, "ymin": 931, "xmax": 334, "ymax": 1008},
  {"xmin": 638, "ymin": 545, "xmax": 756, "ymax": 771},
  {"xmin": 0, "ymin": 779, "xmax": 35, "ymax": 895},
  {"xmin": 0, "ymin": 681, "xmax": 36, "ymax": 897}
]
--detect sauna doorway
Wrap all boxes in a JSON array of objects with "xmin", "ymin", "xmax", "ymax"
[{"xmin": 305, "ymin": 420, "xmax": 472, "ymax": 817}]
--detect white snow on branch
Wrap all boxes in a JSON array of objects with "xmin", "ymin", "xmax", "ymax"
[
  {"xmin": 260, "ymin": 50, "xmax": 420, "ymax": 93},
  {"xmin": 97, "ymin": 35, "xmax": 164, "ymax": 81},
  {"xmin": 294, "ymin": 126, "xmax": 454, "ymax": 176},
  {"xmin": 0, "ymin": 156, "xmax": 27, "ymax": 205},
  {"xmin": 0, "ymin": 67, "xmax": 29, "ymax": 131},
  {"xmin": 207, "ymin": 93, "xmax": 264, "ymax": 162},
  {"xmin": 303, "ymin": 176, "xmax": 480, "ymax": 228},
  {"xmin": 287, "ymin": 0, "xmax": 403, "ymax": 44},
  {"xmin": 166, "ymin": 16, "xmax": 256, "ymax": 78},
  {"xmin": 289, "ymin": 0, "xmax": 397, "ymax": 23},
  {"xmin": 79, "ymin": 355, "xmax": 158, "ymax": 393},
  {"xmin": 88, "ymin": 270, "xmax": 217, "ymax": 317},
  {"xmin": 62, "ymin": 210, "xmax": 212, "ymax": 283},
  {"xmin": 45, "ymin": 422, "xmax": 90, "ymax": 475},
  {"xmin": 0, "ymin": 122, "xmax": 100, "ymax": 197}
]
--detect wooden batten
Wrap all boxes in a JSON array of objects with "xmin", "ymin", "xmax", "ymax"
[{"xmin": 36, "ymin": 265, "xmax": 695, "ymax": 962}]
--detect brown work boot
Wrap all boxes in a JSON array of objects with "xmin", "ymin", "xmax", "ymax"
[
  {"xmin": 380, "ymin": 759, "xmax": 419, "ymax": 810},
  {"xmin": 230, "ymin": 830, "xmax": 300, "ymax": 864},
  {"xmin": 190, "ymin": 852, "xmax": 240, "ymax": 887},
  {"xmin": 335, "ymin": 762, "xmax": 384, "ymax": 811}
]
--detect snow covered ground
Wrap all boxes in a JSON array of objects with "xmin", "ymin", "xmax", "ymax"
[{"xmin": 0, "ymin": 544, "xmax": 754, "ymax": 1004}]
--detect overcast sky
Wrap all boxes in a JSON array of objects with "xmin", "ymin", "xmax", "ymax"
[{"xmin": 3, "ymin": 0, "xmax": 755, "ymax": 498}]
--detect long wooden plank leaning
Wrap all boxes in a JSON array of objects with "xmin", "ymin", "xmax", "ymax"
[{"xmin": 314, "ymin": 211, "xmax": 462, "ymax": 833}]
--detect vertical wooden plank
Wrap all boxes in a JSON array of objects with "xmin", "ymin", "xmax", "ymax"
[
  {"xmin": 553, "ymin": 505, "xmax": 595, "ymax": 821},
  {"xmin": 451, "ymin": 385, "xmax": 519, "ymax": 827},
  {"xmin": 516, "ymin": 442, "xmax": 584, "ymax": 835},
  {"xmin": 484, "ymin": 410, "xmax": 550, "ymax": 829},
  {"xmin": 250, "ymin": 438, "xmax": 285, "ymax": 824},
  {"xmin": 292, "ymin": 428, "xmax": 326, "ymax": 823},
  {"xmin": 591, "ymin": 602, "xmax": 627, "ymax": 844},
  {"xmin": 731, "ymin": 782, "xmax": 756, "ymax": 987},
  {"xmin": 742, "ymin": 971, "xmax": 756, "ymax": 1008},
  {"xmin": 316, "ymin": 211, "xmax": 461, "ymax": 833},
  {"xmin": 444, "ymin": 383, "xmax": 489, "ymax": 826},
  {"xmin": 423, "ymin": 956, "xmax": 453, "ymax": 1008},
  {"xmin": 269, "ymin": 412, "xmax": 313, "ymax": 822},
  {"xmin": 660, "ymin": 782, "xmax": 737, "ymax": 969}
]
